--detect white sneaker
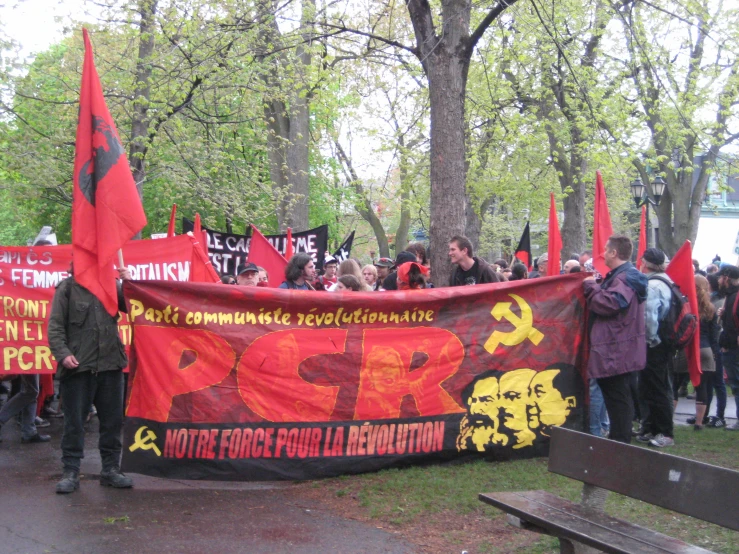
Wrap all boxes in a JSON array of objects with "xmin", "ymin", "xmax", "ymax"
[
  {"xmin": 649, "ymin": 434, "xmax": 675, "ymax": 447},
  {"xmin": 725, "ymin": 422, "xmax": 739, "ymax": 431}
]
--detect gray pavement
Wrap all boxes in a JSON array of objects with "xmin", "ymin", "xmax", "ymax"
[
  {"xmin": 673, "ymin": 394, "xmax": 737, "ymax": 424},
  {"xmin": 0, "ymin": 418, "xmax": 415, "ymax": 554}
]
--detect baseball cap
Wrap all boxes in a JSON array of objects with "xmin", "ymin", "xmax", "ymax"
[
  {"xmin": 374, "ymin": 257, "xmax": 394, "ymax": 268},
  {"xmin": 395, "ymin": 251, "xmax": 417, "ymax": 266},
  {"xmin": 237, "ymin": 262, "xmax": 259, "ymax": 275},
  {"xmin": 324, "ymin": 256, "xmax": 338, "ymax": 265},
  {"xmin": 642, "ymin": 247, "xmax": 666, "ymax": 266},
  {"xmin": 717, "ymin": 264, "xmax": 739, "ymax": 279}
]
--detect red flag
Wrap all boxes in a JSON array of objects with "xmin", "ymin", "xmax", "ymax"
[
  {"xmin": 73, "ymin": 29, "xmax": 147, "ymax": 316},
  {"xmin": 188, "ymin": 234, "xmax": 221, "ymax": 283},
  {"xmin": 637, "ymin": 205, "xmax": 647, "ymax": 264},
  {"xmin": 513, "ymin": 222, "xmax": 532, "ymax": 270},
  {"xmin": 666, "ymin": 241, "xmax": 701, "ymax": 386},
  {"xmin": 547, "ymin": 193, "xmax": 562, "ymax": 276},
  {"xmin": 167, "ymin": 204, "xmax": 177, "ymax": 238},
  {"xmin": 286, "ymin": 227, "xmax": 294, "ymax": 259},
  {"xmin": 591, "ymin": 171, "xmax": 613, "ymax": 276},
  {"xmin": 192, "ymin": 213, "xmax": 208, "ymax": 256},
  {"xmin": 247, "ymin": 225, "xmax": 288, "ymax": 288}
]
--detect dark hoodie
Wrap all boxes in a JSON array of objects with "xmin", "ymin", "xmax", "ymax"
[{"xmin": 583, "ymin": 261, "xmax": 648, "ymax": 379}]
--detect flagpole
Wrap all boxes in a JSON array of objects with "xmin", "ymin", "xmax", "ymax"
[{"xmin": 118, "ymin": 249, "xmax": 125, "ymax": 269}]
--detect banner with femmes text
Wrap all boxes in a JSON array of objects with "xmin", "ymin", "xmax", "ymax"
[
  {"xmin": 121, "ymin": 275, "xmax": 588, "ymax": 481},
  {"xmin": 0, "ymin": 234, "xmax": 212, "ymax": 375}
]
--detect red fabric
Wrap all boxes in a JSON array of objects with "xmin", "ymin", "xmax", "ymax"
[
  {"xmin": 188, "ymin": 234, "xmax": 221, "ymax": 283},
  {"xmin": 591, "ymin": 171, "xmax": 613, "ymax": 276},
  {"xmin": 286, "ymin": 228, "xmax": 294, "ymax": 260},
  {"xmin": 637, "ymin": 205, "xmax": 647, "ymax": 263},
  {"xmin": 37, "ymin": 374, "xmax": 55, "ymax": 416},
  {"xmin": 514, "ymin": 222, "xmax": 532, "ymax": 270},
  {"xmin": 72, "ymin": 29, "xmax": 147, "ymax": 316},
  {"xmin": 547, "ymin": 193, "xmax": 562, "ymax": 276},
  {"xmin": 167, "ymin": 204, "xmax": 177, "ymax": 238},
  {"xmin": 247, "ymin": 225, "xmax": 288, "ymax": 288},
  {"xmin": 397, "ymin": 261, "xmax": 429, "ymax": 289},
  {"xmin": 666, "ymin": 241, "xmax": 701, "ymax": 387}
]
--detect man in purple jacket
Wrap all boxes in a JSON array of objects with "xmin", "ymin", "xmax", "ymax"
[{"xmin": 583, "ymin": 235, "xmax": 648, "ymax": 443}]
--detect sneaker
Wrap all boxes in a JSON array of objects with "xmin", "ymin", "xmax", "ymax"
[
  {"xmin": 56, "ymin": 470, "xmax": 79, "ymax": 494},
  {"xmin": 43, "ymin": 407, "xmax": 62, "ymax": 418},
  {"xmin": 709, "ymin": 417, "xmax": 726, "ymax": 428},
  {"xmin": 725, "ymin": 422, "xmax": 739, "ymax": 431},
  {"xmin": 21, "ymin": 433, "xmax": 51, "ymax": 443},
  {"xmin": 636, "ymin": 433, "xmax": 654, "ymax": 443},
  {"xmin": 35, "ymin": 416, "xmax": 50, "ymax": 428},
  {"xmin": 100, "ymin": 468, "xmax": 133, "ymax": 488},
  {"xmin": 694, "ymin": 424, "xmax": 703, "ymax": 431},
  {"xmin": 686, "ymin": 417, "xmax": 696, "ymax": 424},
  {"xmin": 649, "ymin": 434, "xmax": 675, "ymax": 447}
]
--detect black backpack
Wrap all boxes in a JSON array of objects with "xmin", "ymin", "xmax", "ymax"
[{"xmin": 649, "ymin": 275, "xmax": 697, "ymax": 350}]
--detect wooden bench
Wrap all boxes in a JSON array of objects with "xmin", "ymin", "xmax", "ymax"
[{"xmin": 479, "ymin": 426, "xmax": 739, "ymax": 554}]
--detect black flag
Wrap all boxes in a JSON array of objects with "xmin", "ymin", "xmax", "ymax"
[
  {"xmin": 514, "ymin": 222, "xmax": 532, "ymax": 270},
  {"xmin": 333, "ymin": 231, "xmax": 355, "ymax": 263}
]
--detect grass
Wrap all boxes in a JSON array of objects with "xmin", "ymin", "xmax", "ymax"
[{"xmin": 311, "ymin": 426, "xmax": 738, "ymax": 553}]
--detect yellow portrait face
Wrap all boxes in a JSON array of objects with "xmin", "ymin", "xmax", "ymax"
[
  {"xmin": 498, "ymin": 369, "xmax": 537, "ymax": 449},
  {"xmin": 528, "ymin": 369, "xmax": 576, "ymax": 433}
]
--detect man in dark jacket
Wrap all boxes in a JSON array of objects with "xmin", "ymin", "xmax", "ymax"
[
  {"xmin": 448, "ymin": 236, "xmax": 500, "ymax": 287},
  {"xmin": 583, "ymin": 235, "xmax": 648, "ymax": 443},
  {"xmin": 47, "ymin": 265, "xmax": 133, "ymax": 494},
  {"xmin": 717, "ymin": 264, "xmax": 739, "ymax": 431}
]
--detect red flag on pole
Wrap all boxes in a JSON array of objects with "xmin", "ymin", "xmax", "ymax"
[
  {"xmin": 285, "ymin": 227, "xmax": 294, "ymax": 260},
  {"xmin": 247, "ymin": 225, "xmax": 288, "ymax": 288},
  {"xmin": 513, "ymin": 222, "xmax": 532, "ymax": 270},
  {"xmin": 167, "ymin": 204, "xmax": 177, "ymax": 238},
  {"xmin": 192, "ymin": 213, "xmax": 208, "ymax": 256},
  {"xmin": 666, "ymin": 241, "xmax": 702, "ymax": 386},
  {"xmin": 637, "ymin": 205, "xmax": 647, "ymax": 263},
  {"xmin": 591, "ymin": 171, "xmax": 613, "ymax": 276},
  {"xmin": 73, "ymin": 29, "xmax": 147, "ymax": 316},
  {"xmin": 547, "ymin": 193, "xmax": 562, "ymax": 276}
]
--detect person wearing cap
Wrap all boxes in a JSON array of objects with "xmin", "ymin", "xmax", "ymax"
[
  {"xmin": 314, "ymin": 256, "xmax": 338, "ymax": 291},
  {"xmin": 637, "ymin": 247, "xmax": 676, "ymax": 447},
  {"xmin": 583, "ymin": 235, "xmax": 648, "ymax": 444},
  {"xmin": 717, "ymin": 264, "xmax": 739, "ymax": 430},
  {"xmin": 374, "ymin": 258, "xmax": 394, "ymax": 291},
  {"xmin": 381, "ymin": 251, "xmax": 418, "ymax": 291},
  {"xmin": 236, "ymin": 262, "xmax": 260, "ymax": 287},
  {"xmin": 448, "ymin": 235, "xmax": 500, "ymax": 286}
]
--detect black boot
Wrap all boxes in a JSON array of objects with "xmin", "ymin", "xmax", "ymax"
[
  {"xmin": 56, "ymin": 470, "xmax": 80, "ymax": 494},
  {"xmin": 100, "ymin": 467, "xmax": 133, "ymax": 488}
]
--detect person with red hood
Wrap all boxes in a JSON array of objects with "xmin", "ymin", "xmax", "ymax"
[{"xmin": 397, "ymin": 261, "xmax": 429, "ymax": 290}]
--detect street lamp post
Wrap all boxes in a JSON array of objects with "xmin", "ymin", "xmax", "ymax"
[{"xmin": 630, "ymin": 175, "xmax": 666, "ymax": 249}]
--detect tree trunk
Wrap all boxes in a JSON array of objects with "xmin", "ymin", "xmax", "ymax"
[
  {"xmin": 258, "ymin": 0, "xmax": 312, "ymax": 232},
  {"xmin": 128, "ymin": 0, "xmax": 158, "ymax": 238}
]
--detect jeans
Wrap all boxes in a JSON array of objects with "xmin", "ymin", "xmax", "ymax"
[
  {"xmin": 640, "ymin": 342, "xmax": 674, "ymax": 438},
  {"xmin": 589, "ymin": 379, "xmax": 610, "ymax": 436},
  {"xmin": 597, "ymin": 372, "xmax": 634, "ymax": 444},
  {"xmin": 0, "ymin": 374, "xmax": 39, "ymax": 439},
  {"xmin": 721, "ymin": 349, "xmax": 739, "ymax": 419},
  {"xmin": 60, "ymin": 370, "xmax": 124, "ymax": 473}
]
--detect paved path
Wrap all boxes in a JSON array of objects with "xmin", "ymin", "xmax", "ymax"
[
  {"xmin": 0, "ymin": 419, "xmax": 414, "ymax": 554},
  {"xmin": 673, "ymin": 394, "xmax": 737, "ymax": 423}
]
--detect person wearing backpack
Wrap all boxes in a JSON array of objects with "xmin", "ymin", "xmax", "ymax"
[
  {"xmin": 717, "ymin": 264, "xmax": 739, "ymax": 431},
  {"xmin": 638, "ymin": 248, "xmax": 677, "ymax": 447}
]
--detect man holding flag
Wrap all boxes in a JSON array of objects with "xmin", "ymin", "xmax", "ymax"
[{"xmin": 48, "ymin": 29, "xmax": 147, "ymax": 494}]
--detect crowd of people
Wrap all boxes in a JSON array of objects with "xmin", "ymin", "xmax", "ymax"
[{"xmin": 1, "ymin": 233, "xmax": 735, "ymax": 495}]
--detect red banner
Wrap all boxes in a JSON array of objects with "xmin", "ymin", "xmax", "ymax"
[
  {"xmin": 122, "ymin": 275, "xmax": 588, "ymax": 481},
  {"xmin": 0, "ymin": 235, "xmax": 208, "ymax": 375}
]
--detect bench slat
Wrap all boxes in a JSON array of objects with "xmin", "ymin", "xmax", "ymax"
[
  {"xmin": 548, "ymin": 427, "xmax": 739, "ymax": 531},
  {"xmin": 480, "ymin": 490, "xmax": 715, "ymax": 554}
]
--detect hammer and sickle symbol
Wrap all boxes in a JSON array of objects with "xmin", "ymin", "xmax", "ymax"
[
  {"xmin": 129, "ymin": 425, "xmax": 162, "ymax": 456},
  {"xmin": 483, "ymin": 294, "xmax": 544, "ymax": 354}
]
